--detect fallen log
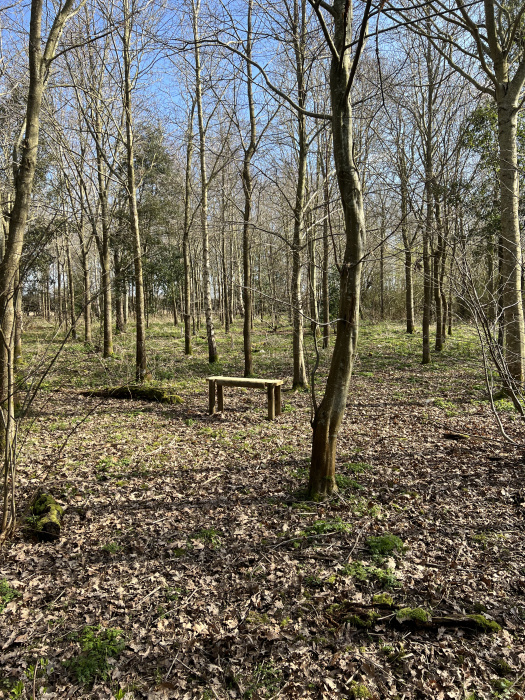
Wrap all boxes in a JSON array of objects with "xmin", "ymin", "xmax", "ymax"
[
  {"xmin": 32, "ymin": 493, "xmax": 64, "ymax": 540},
  {"xmin": 326, "ymin": 600, "xmax": 501, "ymax": 634},
  {"xmin": 82, "ymin": 385, "xmax": 183, "ymax": 405}
]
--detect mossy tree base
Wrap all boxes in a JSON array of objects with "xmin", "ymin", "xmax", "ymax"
[{"xmin": 83, "ymin": 386, "xmax": 184, "ymax": 405}]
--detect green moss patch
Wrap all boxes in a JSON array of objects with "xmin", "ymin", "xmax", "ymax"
[
  {"xmin": 396, "ymin": 607, "xmax": 431, "ymax": 624},
  {"xmin": 367, "ymin": 533, "xmax": 405, "ymax": 555},
  {"xmin": 467, "ymin": 614, "xmax": 501, "ymax": 633}
]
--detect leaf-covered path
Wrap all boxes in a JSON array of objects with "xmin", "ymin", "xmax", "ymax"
[{"xmin": 1, "ymin": 321, "xmax": 524, "ymax": 699}]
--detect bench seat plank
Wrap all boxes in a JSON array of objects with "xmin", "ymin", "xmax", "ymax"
[{"xmin": 208, "ymin": 376, "xmax": 283, "ymax": 389}]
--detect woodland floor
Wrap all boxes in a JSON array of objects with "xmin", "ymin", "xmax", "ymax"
[{"xmin": 1, "ymin": 318, "xmax": 525, "ymax": 700}]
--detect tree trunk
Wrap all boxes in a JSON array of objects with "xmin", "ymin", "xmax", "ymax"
[
  {"xmin": 308, "ymin": 0, "xmax": 366, "ymax": 498},
  {"xmin": 193, "ymin": 0, "xmax": 218, "ymax": 364},
  {"xmin": 291, "ymin": 0, "xmax": 308, "ymax": 390},
  {"xmin": 94, "ymin": 107, "xmax": 113, "ymax": 358},
  {"xmin": 322, "ymin": 151, "xmax": 330, "ymax": 348},
  {"xmin": 400, "ymin": 164, "xmax": 414, "ymax": 333},
  {"xmin": 221, "ymin": 180, "xmax": 230, "ymax": 335},
  {"xmin": 309, "ymin": 223, "xmax": 318, "ymax": 332},
  {"xmin": 497, "ymin": 96, "xmax": 525, "ymax": 385},
  {"xmin": 433, "ymin": 195, "xmax": 443, "ymax": 352},
  {"xmin": 0, "ymin": 0, "xmax": 83, "ymax": 537},
  {"xmin": 242, "ymin": 0, "xmax": 256, "ymax": 377},
  {"xmin": 114, "ymin": 250, "xmax": 126, "ymax": 334},
  {"xmin": 183, "ymin": 103, "xmax": 194, "ymax": 355},
  {"xmin": 66, "ymin": 234, "xmax": 77, "ymax": 340},
  {"xmin": 123, "ymin": 0, "xmax": 147, "ymax": 381}
]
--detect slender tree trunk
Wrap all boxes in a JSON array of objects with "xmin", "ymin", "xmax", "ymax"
[
  {"xmin": 114, "ymin": 250, "xmax": 125, "ymax": 333},
  {"xmin": 400, "ymin": 163, "xmax": 414, "ymax": 333},
  {"xmin": 221, "ymin": 182, "xmax": 230, "ymax": 335},
  {"xmin": 66, "ymin": 234, "xmax": 77, "ymax": 340},
  {"xmin": 81, "ymin": 247, "xmax": 92, "ymax": 342},
  {"xmin": 193, "ymin": 1, "xmax": 217, "ymax": 364},
  {"xmin": 13, "ymin": 268, "xmax": 22, "ymax": 366},
  {"xmin": 309, "ymin": 223, "xmax": 318, "ymax": 332},
  {"xmin": 183, "ymin": 103, "xmax": 194, "ymax": 355},
  {"xmin": 422, "ymin": 56, "xmax": 433, "ymax": 362},
  {"xmin": 94, "ymin": 107, "xmax": 113, "ymax": 358},
  {"xmin": 241, "ymin": 0, "xmax": 256, "ymax": 375},
  {"xmin": 291, "ymin": 0, "xmax": 308, "ymax": 389},
  {"xmin": 56, "ymin": 244, "xmax": 63, "ymax": 327},
  {"xmin": 379, "ymin": 229, "xmax": 385, "ymax": 321},
  {"xmin": 308, "ymin": 0, "xmax": 366, "ymax": 498},
  {"xmin": 123, "ymin": 0, "xmax": 147, "ymax": 381},
  {"xmin": 433, "ymin": 194, "xmax": 443, "ymax": 351},
  {"xmin": 0, "ymin": 0, "xmax": 83, "ymax": 537},
  {"xmin": 497, "ymin": 96, "xmax": 525, "ymax": 385},
  {"xmin": 448, "ymin": 237, "xmax": 455, "ymax": 336}
]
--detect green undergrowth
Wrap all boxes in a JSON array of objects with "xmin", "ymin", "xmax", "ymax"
[
  {"xmin": 341, "ymin": 560, "xmax": 400, "ymax": 589},
  {"xmin": 0, "ymin": 579, "xmax": 20, "ymax": 613},
  {"xmin": 241, "ymin": 660, "xmax": 282, "ymax": 698},
  {"xmin": 367, "ymin": 533, "xmax": 405, "ymax": 555},
  {"xmin": 193, "ymin": 528, "xmax": 222, "ymax": 549},
  {"xmin": 65, "ymin": 625, "xmax": 126, "ymax": 686}
]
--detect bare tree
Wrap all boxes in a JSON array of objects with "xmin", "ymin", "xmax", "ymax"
[
  {"xmin": 390, "ymin": 0, "xmax": 525, "ymax": 384},
  {"xmin": 1, "ymin": 0, "xmax": 86, "ymax": 538},
  {"xmin": 307, "ymin": 0, "xmax": 369, "ymax": 497}
]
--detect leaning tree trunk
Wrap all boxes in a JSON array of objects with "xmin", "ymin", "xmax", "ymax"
[
  {"xmin": 308, "ymin": 0, "xmax": 366, "ymax": 498},
  {"xmin": 497, "ymin": 96, "xmax": 525, "ymax": 386},
  {"xmin": 0, "ymin": 0, "xmax": 84, "ymax": 538}
]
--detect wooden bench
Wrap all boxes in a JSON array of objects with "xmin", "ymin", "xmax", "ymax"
[{"xmin": 207, "ymin": 376, "xmax": 283, "ymax": 420}]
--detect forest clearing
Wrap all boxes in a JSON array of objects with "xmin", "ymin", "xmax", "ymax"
[
  {"xmin": 3, "ymin": 0, "xmax": 525, "ymax": 696},
  {"xmin": 1, "ymin": 319, "xmax": 524, "ymax": 699}
]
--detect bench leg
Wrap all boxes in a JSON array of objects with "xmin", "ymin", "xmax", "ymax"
[
  {"xmin": 267, "ymin": 385, "xmax": 275, "ymax": 420},
  {"xmin": 208, "ymin": 379, "xmax": 216, "ymax": 414},
  {"xmin": 275, "ymin": 385, "xmax": 281, "ymax": 416},
  {"xmin": 217, "ymin": 383, "xmax": 224, "ymax": 412}
]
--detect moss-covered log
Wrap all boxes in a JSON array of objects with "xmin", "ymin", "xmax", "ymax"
[
  {"xmin": 82, "ymin": 386, "xmax": 184, "ymax": 405},
  {"xmin": 326, "ymin": 600, "xmax": 501, "ymax": 634},
  {"xmin": 32, "ymin": 493, "xmax": 64, "ymax": 540}
]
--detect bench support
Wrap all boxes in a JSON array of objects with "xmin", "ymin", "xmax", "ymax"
[
  {"xmin": 267, "ymin": 384, "xmax": 275, "ymax": 420},
  {"xmin": 208, "ymin": 379, "xmax": 216, "ymax": 414},
  {"xmin": 275, "ymin": 384, "xmax": 281, "ymax": 416},
  {"xmin": 207, "ymin": 376, "xmax": 283, "ymax": 420}
]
